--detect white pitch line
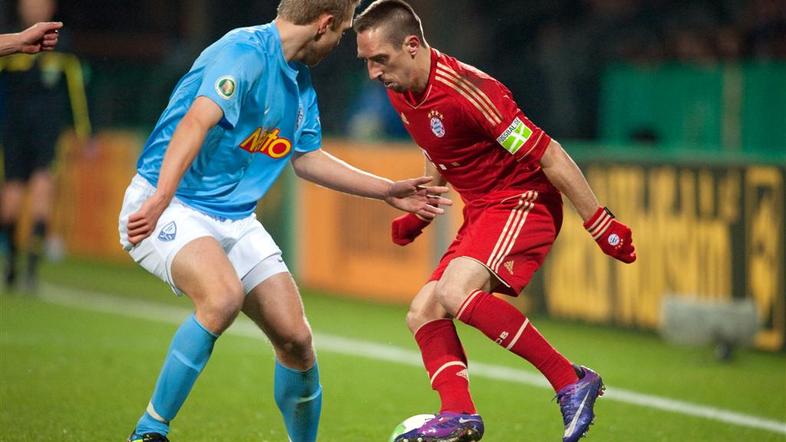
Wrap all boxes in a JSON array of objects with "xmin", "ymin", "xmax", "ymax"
[{"xmin": 35, "ymin": 283, "xmax": 786, "ymax": 436}]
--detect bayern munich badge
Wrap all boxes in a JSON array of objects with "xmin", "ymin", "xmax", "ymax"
[{"xmin": 428, "ymin": 109, "xmax": 446, "ymax": 138}]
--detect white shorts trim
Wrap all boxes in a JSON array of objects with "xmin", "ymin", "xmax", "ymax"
[{"xmin": 241, "ymin": 254, "xmax": 289, "ymax": 293}]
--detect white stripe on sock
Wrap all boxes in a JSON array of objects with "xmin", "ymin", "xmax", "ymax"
[
  {"xmin": 146, "ymin": 402, "xmax": 169, "ymax": 423},
  {"xmin": 505, "ymin": 318, "xmax": 530, "ymax": 350},
  {"xmin": 429, "ymin": 361, "xmax": 468, "ymax": 386}
]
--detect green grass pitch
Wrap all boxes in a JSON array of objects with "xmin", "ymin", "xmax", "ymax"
[{"xmin": 0, "ymin": 258, "xmax": 784, "ymax": 441}]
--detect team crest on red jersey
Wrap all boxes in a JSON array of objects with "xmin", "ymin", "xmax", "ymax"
[{"xmin": 428, "ymin": 110, "xmax": 446, "ymax": 138}]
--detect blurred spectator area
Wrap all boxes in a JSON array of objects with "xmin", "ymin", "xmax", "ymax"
[
  {"xmin": 601, "ymin": 62, "xmax": 786, "ymax": 153},
  {"xmin": 1, "ymin": 0, "xmax": 784, "ymax": 154}
]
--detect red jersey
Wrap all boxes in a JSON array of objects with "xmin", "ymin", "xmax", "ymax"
[{"xmin": 387, "ymin": 49, "xmax": 557, "ymax": 203}]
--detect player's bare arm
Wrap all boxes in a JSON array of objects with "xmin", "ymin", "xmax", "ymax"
[
  {"xmin": 291, "ymin": 148, "xmax": 452, "ymax": 217},
  {"xmin": 539, "ymin": 139, "xmax": 599, "ymax": 222},
  {"xmin": 126, "ymin": 97, "xmax": 223, "ymax": 245},
  {"xmin": 414, "ymin": 158, "xmax": 446, "ymax": 222},
  {"xmin": 424, "ymin": 159, "xmax": 447, "ymax": 186},
  {"xmin": 540, "ymin": 139, "xmax": 636, "ymax": 263},
  {"xmin": 0, "ymin": 22, "xmax": 63, "ymax": 56}
]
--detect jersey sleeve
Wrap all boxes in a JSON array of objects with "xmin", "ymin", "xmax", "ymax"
[
  {"xmin": 464, "ymin": 76, "xmax": 551, "ymax": 163},
  {"xmin": 196, "ymin": 43, "xmax": 265, "ymax": 130},
  {"xmin": 295, "ymin": 81, "xmax": 322, "ymax": 153}
]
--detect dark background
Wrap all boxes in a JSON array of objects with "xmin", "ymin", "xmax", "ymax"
[{"xmin": 2, "ymin": 0, "xmax": 785, "ymax": 141}]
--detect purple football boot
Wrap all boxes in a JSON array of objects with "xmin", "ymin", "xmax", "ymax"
[
  {"xmin": 557, "ymin": 365, "xmax": 605, "ymax": 442},
  {"xmin": 395, "ymin": 412, "xmax": 484, "ymax": 442}
]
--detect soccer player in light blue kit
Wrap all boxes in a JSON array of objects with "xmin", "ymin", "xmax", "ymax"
[{"xmin": 118, "ymin": 1, "xmax": 451, "ymax": 441}]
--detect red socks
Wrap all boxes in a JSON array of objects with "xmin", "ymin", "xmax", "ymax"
[
  {"xmin": 415, "ymin": 319, "xmax": 476, "ymax": 413},
  {"xmin": 456, "ymin": 290, "xmax": 578, "ymax": 392},
  {"xmin": 413, "ymin": 291, "xmax": 578, "ymax": 413}
]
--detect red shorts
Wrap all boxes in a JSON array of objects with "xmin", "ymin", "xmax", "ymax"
[{"xmin": 430, "ymin": 190, "xmax": 563, "ymax": 297}]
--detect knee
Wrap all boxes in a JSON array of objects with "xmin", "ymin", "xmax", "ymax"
[
  {"xmin": 197, "ymin": 282, "xmax": 245, "ymax": 334},
  {"xmin": 405, "ymin": 303, "xmax": 432, "ymax": 333},
  {"xmin": 433, "ymin": 279, "xmax": 465, "ymax": 316},
  {"xmin": 275, "ymin": 323, "xmax": 314, "ymax": 362}
]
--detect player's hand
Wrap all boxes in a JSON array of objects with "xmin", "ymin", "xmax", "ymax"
[
  {"xmin": 127, "ymin": 194, "xmax": 169, "ymax": 245},
  {"xmin": 584, "ymin": 207, "xmax": 636, "ymax": 263},
  {"xmin": 384, "ymin": 176, "xmax": 452, "ymax": 219},
  {"xmin": 391, "ymin": 213, "xmax": 433, "ymax": 246},
  {"xmin": 18, "ymin": 22, "xmax": 63, "ymax": 54}
]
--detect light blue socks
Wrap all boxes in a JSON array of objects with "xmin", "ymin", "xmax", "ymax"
[
  {"xmin": 134, "ymin": 315, "xmax": 321, "ymax": 441},
  {"xmin": 274, "ymin": 359, "xmax": 322, "ymax": 442},
  {"xmin": 134, "ymin": 314, "xmax": 218, "ymax": 436}
]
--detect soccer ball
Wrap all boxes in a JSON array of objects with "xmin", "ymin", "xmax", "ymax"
[{"xmin": 388, "ymin": 414, "xmax": 435, "ymax": 442}]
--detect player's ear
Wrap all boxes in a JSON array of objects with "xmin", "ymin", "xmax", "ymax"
[
  {"xmin": 404, "ymin": 35, "xmax": 420, "ymax": 58},
  {"xmin": 317, "ymin": 13, "xmax": 335, "ymax": 36}
]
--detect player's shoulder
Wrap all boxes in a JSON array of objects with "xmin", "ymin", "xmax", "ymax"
[
  {"xmin": 210, "ymin": 24, "xmax": 277, "ymax": 59},
  {"xmin": 433, "ymin": 50, "xmax": 505, "ymax": 92},
  {"xmin": 432, "ymin": 50, "xmax": 511, "ymax": 125}
]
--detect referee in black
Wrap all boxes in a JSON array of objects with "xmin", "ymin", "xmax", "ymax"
[{"xmin": 1, "ymin": 0, "xmax": 69, "ymax": 291}]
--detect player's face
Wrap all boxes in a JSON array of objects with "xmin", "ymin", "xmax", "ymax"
[
  {"xmin": 357, "ymin": 29, "xmax": 417, "ymax": 93},
  {"xmin": 305, "ymin": 14, "xmax": 354, "ymax": 66}
]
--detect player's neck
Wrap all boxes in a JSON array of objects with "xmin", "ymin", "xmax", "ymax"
[
  {"xmin": 274, "ymin": 18, "xmax": 314, "ymax": 63},
  {"xmin": 411, "ymin": 47, "xmax": 432, "ymax": 95}
]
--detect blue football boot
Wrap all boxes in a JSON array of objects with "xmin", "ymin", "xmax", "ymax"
[{"xmin": 557, "ymin": 365, "xmax": 605, "ymax": 442}]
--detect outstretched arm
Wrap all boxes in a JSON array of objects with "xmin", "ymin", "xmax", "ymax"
[
  {"xmin": 0, "ymin": 22, "xmax": 63, "ymax": 57},
  {"xmin": 291, "ymin": 149, "xmax": 452, "ymax": 219},
  {"xmin": 126, "ymin": 97, "xmax": 223, "ymax": 245},
  {"xmin": 540, "ymin": 139, "xmax": 636, "ymax": 263},
  {"xmin": 539, "ymin": 139, "xmax": 600, "ymax": 222}
]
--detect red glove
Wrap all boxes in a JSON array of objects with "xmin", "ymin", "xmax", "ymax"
[
  {"xmin": 391, "ymin": 213, "xmax": 432, "ymax": 246},
  {"xmin": 584, "ymin": 207, "xmax": 637, "ymax": 263}
]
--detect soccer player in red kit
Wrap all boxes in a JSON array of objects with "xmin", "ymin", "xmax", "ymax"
[{"xmin": 354, "ymin": 2, "xmax": 637, "ymax": 441}]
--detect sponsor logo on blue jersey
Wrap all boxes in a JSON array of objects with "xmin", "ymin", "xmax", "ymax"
[{"xmin": 239, "ymin": 127, "xmax": 292, "ymax": 158}]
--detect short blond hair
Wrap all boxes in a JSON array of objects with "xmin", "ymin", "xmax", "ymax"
[{"xmin": 277, "ymin": 0, "xmax": 360, "ymax": 27}]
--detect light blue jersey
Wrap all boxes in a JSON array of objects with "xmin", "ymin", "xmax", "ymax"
[{"xmin": 137, "ymin": 23, "xmax": 321, "ymax": 219}]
